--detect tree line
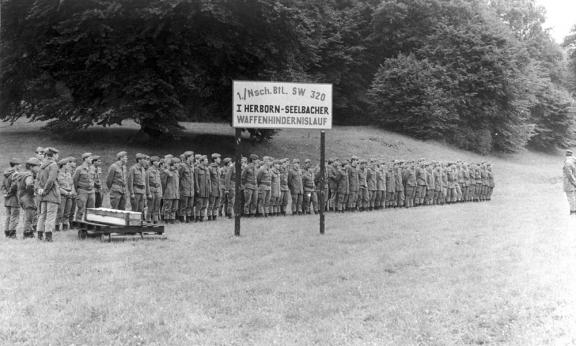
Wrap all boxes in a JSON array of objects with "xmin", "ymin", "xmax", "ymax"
[{"xmin": 1, "ymin": 0, "xmax": 575, "ymax": 153}]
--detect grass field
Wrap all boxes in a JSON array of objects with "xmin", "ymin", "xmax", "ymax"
[{"xmin": 1, "ymin": 121, "xmax": 576, "ymax": 345}]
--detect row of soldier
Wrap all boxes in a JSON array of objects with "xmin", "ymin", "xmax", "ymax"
[{"xmin": 2, "ymin": 147, "xmax": 495, "ymax": 240}]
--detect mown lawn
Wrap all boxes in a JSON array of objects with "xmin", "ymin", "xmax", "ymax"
[{"xmin": 1, "ymin": 121, "xmax": 575, "ymax": 345}]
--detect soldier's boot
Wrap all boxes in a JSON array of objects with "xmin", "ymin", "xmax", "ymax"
[
  {"xmin": 179, "ymin": 216, "xmax": 185, "ymax": 223},
  {"xmin": 55, "ymin": 224, "xmax": 61, "ymax": 232},
  {"xmin": 8, "ymin": 230, "xmax": 17, "ymax": 239},
  {"xmin": 45, "ymin": 232, "xmax": 53, "ymax": 242},
  {"xmin": 23, "ymin": 231, "xmax": 34, "ymax": 239},
  {"xmin": 4, "ymin": 230, "xmax": 9, "ymax": 238},
  {"xmin": 208, "ymin": 215, "xmax": 213, "ymax": 221},
  {"xmin": 37, "ymin": 231, "xmax": 44, "ymax": 240},
  {"xmin": 63, "ymin": 222, "xmax": 70, "ymax": 231},
  {"xmin": 213, "ymin": 215, "xmax": 218, "ymax": 221}
]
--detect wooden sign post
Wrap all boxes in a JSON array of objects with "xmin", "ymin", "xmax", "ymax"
[{"xmin": 232, "ymin": 81, "xmax": 333, "ymax": 236}]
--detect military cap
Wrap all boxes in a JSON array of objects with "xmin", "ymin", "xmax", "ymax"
[
  {"xmin": 81, "ymin": 152, "xmax": 93, "ymax": 160},
  {"xmin": 65, "ymin": 156, "xmax": 77, "ymax": 162},
  {"xmin": 173, "ymin": 158, "xmax": 181, "ymax": 163},
  {"xmin": 58, "ymin": 158, "xmax": 69, "ymax": 166},
  {"xmin": 250, "ymin": 154, "xmax": 259, "ymax": 160},
  {"xmin": 150, "ymin": 156, "xmax": 160, "ymax": 162},
  {"xmin": 567, "ymin": 150, "xmax": 573, "ymax": 156},
  {"xmin": 164, "ymin": 154, "xmax": 173, "ymax": 159},
  {"xmin": 91, "ymin": 155, "xmax": 101, "ymax": 161},
  {"xmin": 26, "ymin": 157, "xmax": 41, "ymax": 166},
  {"xmin": 9, "ymin": 158, "xmax": 21, "ymax": 165},
  {"xmin": 143, "ymin": 154, "xmax": 150, "ymax": 160},
  {"xmin": 201, "ymin": 155, "xmax": 208, "ymax": 160},
  {"xmin": 211, "ymin": 153, "xmax": 221, "ymax": 159},
  {"xmin": 273, "ymin": 160, "xmax": 282, "ymax": 165},
  {"xmin": 304, "ymin": 159, "xmax": 311, "ymax": 163},
  {"xmin": 35, "ymin": 147, "xmax": 45, "ymax": 154},
  {"xmin": 360, "ymin": 159, "xmax": 367, "ymax": 164},
  {"xmin": 333, "ymin": 157, "xmax": 340, "ymax": 162},
  {"xmin": 351, "ymin": 155, "xmax": 359, "ymax": 161},
  {"xmin": 116, "ymin": 151, "xmax": 128, "ymax": 159},
  {"xmin": 135, "ymin": 153, "xmax": 145, "ymax": 160},
  {"xmin": 292, "ymin": 158, "xmax": 300, "ymax": 164},
  {"xmin": 223, "ymin": 157, "xmax": 232, "ymax": 164},
  {"xmin": 45, "ymin": 147, "xmax": 59, "ymax": 155},
  {"xmin": 184, "ymin": 151, "xmax": 194, "ymax": 157},
  {"xmin": 194, "ymin": 154, "xmax": 201, "ymax": 159}
]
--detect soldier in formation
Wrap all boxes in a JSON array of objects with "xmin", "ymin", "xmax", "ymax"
[{"xmin": 2, "ymin": 150, "xmax": 496, "ymax": 240}]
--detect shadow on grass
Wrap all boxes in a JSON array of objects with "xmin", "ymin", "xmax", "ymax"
[{"xmin": 1, "ymin": 126, "xmax": 265, "ymax": 157}]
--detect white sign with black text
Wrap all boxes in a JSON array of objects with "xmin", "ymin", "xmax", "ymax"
[{"xmin": 232, "ymin": 81, "xmax": 332, "ymax": 129}]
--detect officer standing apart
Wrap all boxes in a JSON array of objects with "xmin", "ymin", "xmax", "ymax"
[{"xmin": 563, "ymin": 150, "xmax": 576, "ymax": 215}]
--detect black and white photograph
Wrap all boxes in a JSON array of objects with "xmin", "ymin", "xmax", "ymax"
[{"xmin": 1, "ymin": 0, "xmax": 576, "ymax": 344}]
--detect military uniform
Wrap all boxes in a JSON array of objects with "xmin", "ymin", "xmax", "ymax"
[
  {"xmin": 425, "ymin": 165, "xmax": 435, "ymax": 205},
  {"xmin": 394, "ymin": 166, "xmax": 405, "ymax": 207},
  {"xmin": 375, "ymin": 164, "xmax": 385, "ymax": 209},
  {"xmin": 207, "ymin": 154, "xmax": 222, "ymax": 220},
  {"xmin": 405, "ymin": 165, "xmax": 417, "ymax": 208},
  {"xmin": 93, "ymin": 156, "xmax": 103, "ymax": 208},
  {"xmin": 385, "ymin": 165, "xmax": 396, "ymax": 207},
  {"xmin": 127, "ymin": 155, "xmax": 149, "ymax": 214},
  {"xmin": 194, "ymin": 159, "xmax": 211, "ymax": 221},
  {"xmin": 36, "ymin": 148, "xmax": 61, "ymax": 242},
  {"xmin": 358, "ymin": 164, "xmax": 368, "ymax": 210},
  {"xmin": 178, "ymin": 153, "xmax": 195, "ymax": 222},
  {"xmin": 279, "ymin": 162, "xmax": 290, "ymax": 215},
  {"xmin": 241, "ymin": 157, "xmax": 258, "ymax": 216},
  {"xmin": 288, "ymin": 160, "xmax": 303, "ymax": 215},
  {"xmin": 17, "ymin": 158, "xmax": 41, "ymax": 238},
  {"xmin": 336, "ymin": 163, "xmax": 349, "ymax": 212},
  {"xmin": 270, "ymin": 164, "xmax": 281, "ymax": 216},
  {"xmin": 347, "ymin": 163, "xmax": 360, "ymax": 210},
  {"xmin": 106, "ymin": 152, "xmax": 128, "ymax": 210},
  {"xmin": 256, "ymin": 162, "xmax": 272, "ymax": 216},
  {"xmin": 161, "ymin": 159, "xmax": 180, "ymax": 222},
  {"xmin": 302, "ymin": 163, "xmax": 318, "ymax": 214},
  {"xmin": 74, "ymin": 155, "xmax": 96, "ymax": 221},
  {"xmin": 2, "ymin": 159, "xmax": 20, "ymax": 238},
  {"xmin": 224, "ymin": 161, "xmax": 237, "ymax": 218},
  {"xmin": 146, "ymin": 157, "xmax": 163, "ymax": 223},
  {"xmin": 367, "ymin": 164, "xmax": 377, "ymax": 210},
  {"xmin": 57, "ymin": 159, "xmax": 75, "ymax": 230},
  {"xmin": 415, "ymin": 164, "xmax": 427, "ymax": 206}
]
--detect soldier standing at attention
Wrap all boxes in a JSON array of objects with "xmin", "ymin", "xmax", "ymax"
[
  {"xmin": 375, "ymin": 160, "xmax": 386, "ymax": 210},
  {"xmin": 178, "ymin": 151, "xmax": 195, "ymax": 223},
  {"xmin": 424, "ymin": 162, "xmax": 435, "ymax": 206},
  {"xmin": 194, "ymin": 155, "xmax": 211, "ymax": 221},
  {"xmin": 487, "ymin": 164, "xmax": 495, "ymax": 200},
  {"xmin": 161, "ymin": 158, "xmax": 180, "ymax": 223},
  {"xmin": 224, "ymin": 158, "xmax": 236, "ymax": 218},
  {"xmin": 218, "ymin": 158, "xmax": 228, "ymax": 217},
  {"xmin": 433, "ymin": 162, "xmax": 443, "ymax": 205},
  {"xmin": 288, "ymin": 159, "xmax": 304, "ymax": 215},
  {"xmin": 367, "ymin": 160, "xmax": 377, "ymax": 211},
  {"xmin": 347, "ymin": 157, "xmax": 360, "ymax": 211},
  {"xmin": 73, "ymin": 153, "xmax": 96, "ymax": 222},
  {"xmin": 241, "ymin": 154, "xmax": 258, "ymax": 217},
  {"xmin": 385, "ymin": 163, "xmax": 396, "ymax": 208},
  {"xmin": 106, "ymin": 151, "xmax": 128, "ymax": 210},
  {"xmin": 207, "ymin": 153, "xmax": 222, "ymax": 221},
  {"xmin": 327, "ymin": 159, "xmax": 338, "ymax": 212},
  {"xmin": 17, "ymin": 158, "xmax": 41, "ymax": 239},
  {"xmin": 335, "ymin": 159, "xmax": 349, "ymax": 213},
  {"xmin": 357, "ymin": 159, "xmax": 368, "ymax": 211},
  {"xmin": 415, "ymin": 161, "xmax": 427, "ymax": 207},
  {"xmin": 256, "ymin": 157, "xmax": 272, "ymax": 217},
  {"xmin": 2, "ymin": 158, "xmax": 21, "ymax": 238},
  {"xmin": 127, "ymin": 153, "xmax": 149, "ymax": 214},
  {"xmin": 394, "ymin": 161, "xmax": 404, "ymax": 207},
  {"xmin": 279, "ymin": 159, "xmax": 290, "ymax": 216},
  {"xmin": 301, "ymin": 159, "xmax": 318, "ymax": 214},
  {"xmin": 404, "ymin": 163, "xmax": 417, "ymax": 208},
  {"xmin": 57, "ymin": 158, "xmax": 74, "ymax": 231},
  {"xmin": 270, "ymin": 160, "xmax": 281, "ymax": 216},
  {"xmin": 92, "ymin": 156, "xmax": 103, "ymax": 208},
  {"xmin": 36, "ymin": 148, "xmax": 60, "ymax": 242},
  {"xmin": 146, "ymin": 156, "xmax": 163, "ymax": 224}
]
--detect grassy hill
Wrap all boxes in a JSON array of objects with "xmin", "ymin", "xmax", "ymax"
[{"xmin": 1, "ymin": 121, "xmax": 575, "ymax": 345}]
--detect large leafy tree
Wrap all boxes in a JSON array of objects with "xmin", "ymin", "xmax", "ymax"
[
  {"xmin": 0, "ymin": 0, "xmax": 317, "ymax": 137},
  {"xmin": 368, "ymin": 0, "xmax": 535, "ymax": 153}
]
